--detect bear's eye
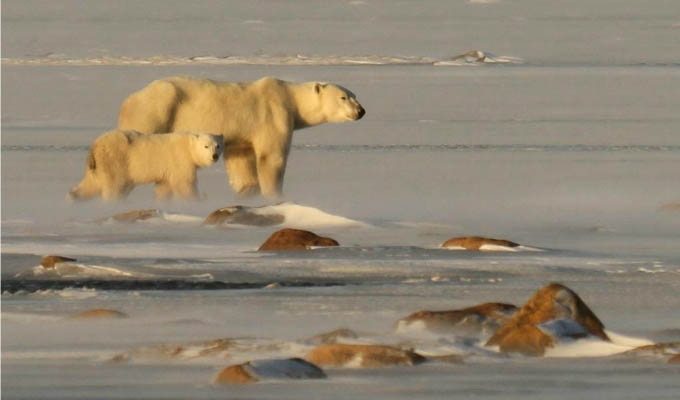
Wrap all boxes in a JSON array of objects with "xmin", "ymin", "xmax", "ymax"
[
  {"xmin": 340, "ymin": 96, "xmax": 347, "ymax": 101},
  {"xmin": 204, "ymin": 145, "xmax": 209, "ymax": 149}
]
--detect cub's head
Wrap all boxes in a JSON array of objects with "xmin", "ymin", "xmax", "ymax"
[
  {"xmin": 191, "ymin": 133, "xmax": 223, "ymax": 167},
  {"xmin": 314, "ymin": 83, "xmax": 366, "ymax": 123}
]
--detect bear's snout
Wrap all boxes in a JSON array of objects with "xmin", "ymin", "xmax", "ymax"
[
  {"xmin": 356, "ymin": 106, "xmax": 366, "ymax": 120},
  {"xmin": 212, "ymin": 153, "xmax": 220, "ymax": 161}
]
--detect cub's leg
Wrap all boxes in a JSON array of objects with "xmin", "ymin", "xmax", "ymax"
[
  {"xmin": 154, "ymin": 182, "xmax": 173, "ymax": 200},
  {"xmin": 168, "ymin": 172, "xmax": 199, "ymax": 200},
  {"xmin": 100, "ymin": 173, "xmax": 131, "ymax": 201}
]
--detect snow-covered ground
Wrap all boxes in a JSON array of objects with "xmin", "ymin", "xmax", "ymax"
[{"xmin": 2, "ymin": 1, "xmax": 680, "ymax": 399}]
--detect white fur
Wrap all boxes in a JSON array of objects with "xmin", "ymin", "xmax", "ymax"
[
  {"xmin": 118, "ymin": 76, "xmax": 365, "ymax": 198},
  {"xmin": 69, "ymin": 130, "xmax": 222, "ymax": 201}
]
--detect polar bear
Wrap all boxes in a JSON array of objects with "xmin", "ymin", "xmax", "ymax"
[
  {"xmin": 68, "ymin": 130, "xmax": 222, "ymax": 201},
  {"xmin": 118, "ymin": 76, "xmax": 365, "ymax": 199}
]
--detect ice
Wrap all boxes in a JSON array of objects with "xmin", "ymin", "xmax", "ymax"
[
  {"xmin": 544, "ymin": 330, "xmax": 654, "ymax": 358},
  {"xmin": 3, "ymin": 0, "xmax": 680, "ymax": 399}
]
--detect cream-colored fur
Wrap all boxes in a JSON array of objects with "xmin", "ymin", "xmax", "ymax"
[
  {"xmin": 118, "ymin": 76, "xmax": 365, "ymax": 198},
  {"xmin": 69, "ymin": 130, "xmax": 222, "ymax": 201}
]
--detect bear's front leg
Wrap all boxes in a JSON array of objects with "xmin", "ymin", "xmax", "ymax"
[
  {"xmin": 254, "ymin": 147, "xmax": 286, "ymax": 200},
  {"xmin": 224, "ymin": 144, "xmax": 260, "ymax": 197}
]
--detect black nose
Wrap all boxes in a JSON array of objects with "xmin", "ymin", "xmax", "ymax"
[
  {"xmin": 213, "ymin": 153, "xmax": 219, "ymax": 161},
  {"xmin": 357, "ymin": 107, "xmax": 366, "ymax": 120}
]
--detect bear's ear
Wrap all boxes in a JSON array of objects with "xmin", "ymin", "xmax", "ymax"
[{"xmin": 314, "ymin": 83, "xmax": 321, "ymax": 94}]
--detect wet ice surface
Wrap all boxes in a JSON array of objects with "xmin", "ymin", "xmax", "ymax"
[{"xmin": 3, "ymin": 0, "xmax": 680, "ymax": 398}]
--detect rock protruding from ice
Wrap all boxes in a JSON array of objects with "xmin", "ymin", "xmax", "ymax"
[
  {"xmin": 304, "ymin": 344, "xmax": 426, "ymax": 368},
  {"xmin": 204, "ymin": 205, "xmax": 285, "ymax": 226},
  {"xmin": 69, "ymin": 308, "xmax": 128, "ymax": 319},
  {"xmin": 486, "ymin": 283, "xmax": 609, "ymax": 356},
  {"xmin": 258, "ymin": 228, "xmax": 339, "ymax": 251},
  {"xmin": 205, "ymin": 202, "xmax": 366, "ymax": 228},
  {"xmin": 434, "ymin": 50, "xmax": 523, "ymax": 66},
  {"xmin": 441, "ymin": 236, "xmax": 519, "ymax": 251},
  {"xmin": 214, "ymin": 358, "xmax": 326, "ymax": 385},
  {"xmin": 41, "ymin": 255, "xmax": 77, "ymax": 269},
  {"xmin": 396, "ymin": 302, "xmax": 518, "ymax": 337},
  {"xmin": 623, "ymin": 342, "xmax": 680, "ymax": 359},
  {"xmin": 111, "ymin": 338, "xmax": 235, "ymax": 363},
  {"xmin": 659, "ymin": 202, "xmax": 680, "ymax": 212},
  {"xmin": 305, "ymin": 328, "xmax": 360, "ymax": 345},
  {"xmin": 100, "ymin": 209, "xmax": 161, "ymax": 223}
]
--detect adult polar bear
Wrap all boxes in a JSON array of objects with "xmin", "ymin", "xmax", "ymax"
[{"xmin": 118, "ymin": 76, "xmax": 366, "ymax": 199}]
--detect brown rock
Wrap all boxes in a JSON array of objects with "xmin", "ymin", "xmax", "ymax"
[
  {"xmin": 426, "ymin": 354, "xmax": 466, "ymax": 364},
  {"xmin": 108, "ymin": 209, "xmax": 160, "ymax": 223},
  {"xmin": 306, "ymin": 328, "xmax": 360, "ymax": 345},
  {"xmin": 110, "ymin": 338, "xmax": 233, "ymax": 362},
  {"xmin": 214, "ymin": 358, "xmax": 326, "ymax": 385},
  {"xmin": 669, "ymin": 354, "xmax": 680, "ymax": 364},
  {"xmin": 41, "ymin": 255, "xmax": 77, "ymax": 269},
  {"xmin": 258, "ymin": 228, "xmax": 339, "ymax": 251},
  {"xmin": 397, "ymin": 303, "xmax": 518, "ymax": 336},
  {"xmin": 204, "ymin": 205, "xmax": 284, "ymax": 226},
  {"xmin": 452, "ymin": 50, "xmax": 489, "ymax": 63},
  {"xmin": 659, "ymin": 202, "xmax": 680, "ymax": 212},
  {"xmin": 623, "ymin": 342, "xmax": 680, "ymax": 357},
  {"xmin": 304, "ymin": 344, "xmax": 426, "ymax": 368},
  {"xmin": 486, "ymin": 283, "xmax": 608, "ymax": 356},
  {"xmin": 70, "ymin": 308, "xmax": 129, "ymax": 319},
  {"xmin": 441, "ymin": 236, "xmax": 519, "ymax": 250},
  {"xmin": 214, "ymin": 364, "xmax": 259, "ymax": 384}
]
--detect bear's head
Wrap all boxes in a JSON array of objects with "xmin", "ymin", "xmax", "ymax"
[
  {"xmin": 315, "ymin": 83, "xmax": 366, "ymax": 123},
  {"xmin": 191, "ymin": 133, "xmax": 223, "ymax": 167}
]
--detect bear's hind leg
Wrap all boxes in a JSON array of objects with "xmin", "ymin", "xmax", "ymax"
[
  {"xmin": 118, "ymin": 80, "xmax": 180, "ymax": 134},
  {"xmin": 224, "ymin": 143, "xmax": 260, "ymax": 197}
]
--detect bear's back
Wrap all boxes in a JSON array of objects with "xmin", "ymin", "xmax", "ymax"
[
  {"xmin": 163, "ymin": 76, "xmax": 290, "ymax": 136},
  {"xmin": 94, "ymin": 129, "xmax": 144, "ymax": 150},
  {"xmin": 164, "ymin": 76, "xmax": 285, "ymax": 101},
  {"xmin": 95, "ymin": 129, "xmax": 184, "ymax": 156}
]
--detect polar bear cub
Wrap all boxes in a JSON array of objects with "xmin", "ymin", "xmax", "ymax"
[
  {"xmin": 118, "ymin": 76, "xmax": 365, "ymax": 199},
  {"xmin": 69, "ymin": 130, "xmax": 222, "ymax": 201}
]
